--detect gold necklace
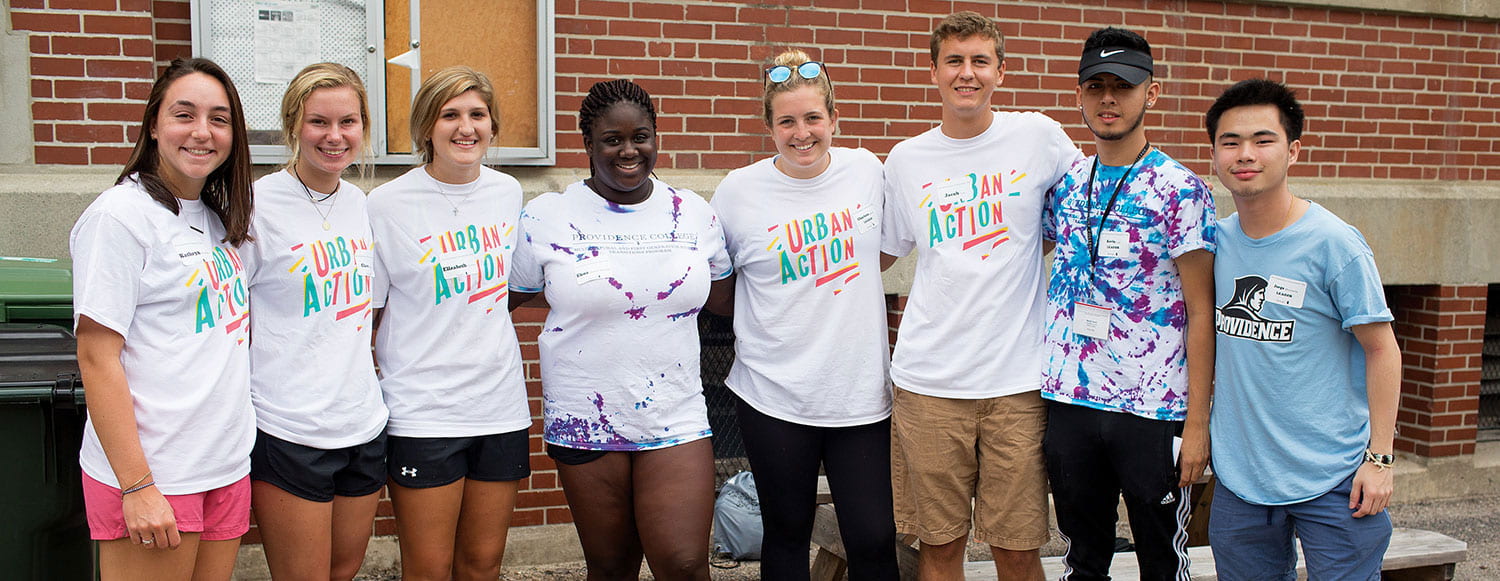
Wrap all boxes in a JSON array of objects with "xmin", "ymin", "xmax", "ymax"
[{"xmin": 293, "ymin": 165, "xmax": 340, "ymax": 231}]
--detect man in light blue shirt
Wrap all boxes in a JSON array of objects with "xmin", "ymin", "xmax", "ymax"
[{"xmin": 1205, "ymin": 79, "xmax": 1403, "ymax": 580}]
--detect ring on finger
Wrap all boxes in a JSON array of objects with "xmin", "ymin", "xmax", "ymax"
[{"xmin": 141, "ymin": 537, "xmax": 154, "ymax": 545}]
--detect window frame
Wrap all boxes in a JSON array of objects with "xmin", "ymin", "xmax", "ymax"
[{"xmin": 190, "ymin": 0, "xmax": 556, "ymax": 166}]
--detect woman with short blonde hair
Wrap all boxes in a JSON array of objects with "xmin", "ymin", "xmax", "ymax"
[{"xmin": 368, "ymin": 65, "xmax": 532, "ymax": 581}]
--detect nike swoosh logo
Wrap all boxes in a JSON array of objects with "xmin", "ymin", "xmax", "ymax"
[{"xmin": 1100, "ymin": 49, "xmax": 1125, "ymax": 57}]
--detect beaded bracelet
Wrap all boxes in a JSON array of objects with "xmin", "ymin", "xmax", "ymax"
[
  {"xmin": 1364, "ymin": 448, "xmax": 1395, "ymax": 472},
  {"xmin": 123, "ymin": 471, "xmax": 152, "ymax": 491},
  {"xmin": 122, "ymin": 481, "xmax": 156, "ymax": 496}
]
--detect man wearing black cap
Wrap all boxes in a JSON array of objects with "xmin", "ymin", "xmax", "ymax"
[{"xmin": 1039, "ymin": 27, "xmax": 1218, "ymax": 579}]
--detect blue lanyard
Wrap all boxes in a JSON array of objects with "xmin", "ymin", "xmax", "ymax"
[{"xmin": 1083, "ymin": 142, "xmax": 1151, "ymax": 273}]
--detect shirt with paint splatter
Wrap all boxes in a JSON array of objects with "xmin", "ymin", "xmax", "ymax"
[
  {"xmin": 711, "ymin": 147, "xmax": 893, "ymax": 427},
  {"xmin": 241, "ymin": 170, "xmax": 388, "ymax": 449},
  {"xmin": 880, "ymin": 110, "xmax": 1082, "ymax": 399},
  {"xmin": 1040, "ymin": 149, "xmax": 1216, "ymax": 421},
  {"xmin": 511, "ymin": 179, "xmax": 732, "ymax": 451},
  {"xmin": 367, "ymin": 166, "xmax": 532, "ymax": 438}
]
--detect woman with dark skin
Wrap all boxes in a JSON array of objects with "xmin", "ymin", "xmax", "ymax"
[{"xmin": 509, "ymin": 79, "xmax": 732, "ymax": 580}]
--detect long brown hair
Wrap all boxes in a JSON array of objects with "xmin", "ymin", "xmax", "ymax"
[{"xmin": 117, "ymin": 57, "xmax": 254, "ymax": 246}]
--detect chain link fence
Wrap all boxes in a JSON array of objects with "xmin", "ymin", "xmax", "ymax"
[{"xmin": 699, "ymin": 312, "xmax": 752, "ymax": 486}]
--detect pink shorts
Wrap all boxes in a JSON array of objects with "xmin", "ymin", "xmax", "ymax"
[{"xmin": 83, "ymin": 473, "xmax": 251, "ymax": 541}]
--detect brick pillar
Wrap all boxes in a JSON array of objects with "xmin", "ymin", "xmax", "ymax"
[
  {"xmin": 512, "ymin": 305, "xmax": 572, "ymax": 526},
  {"xmin": 10, "ymin": 0, "xmax": 157, "ymax": 165},
  {"xmin": 1389, "ymin": 284, "xmax": 1486, "ymax": 457}
]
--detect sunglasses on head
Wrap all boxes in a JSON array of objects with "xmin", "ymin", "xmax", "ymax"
[{"xmin": 766, "ymin": 61, "xmax": 824, "ymax": 84}]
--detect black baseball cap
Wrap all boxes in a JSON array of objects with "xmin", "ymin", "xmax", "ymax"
[{"xmin": 1078, "ymin": 46, "xmax": 1153, "ymax": 85}]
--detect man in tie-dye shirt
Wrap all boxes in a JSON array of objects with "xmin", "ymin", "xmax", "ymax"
[{"xmin": 1040, "ymin": 27, "xmax": 1217, "ymax": 580}]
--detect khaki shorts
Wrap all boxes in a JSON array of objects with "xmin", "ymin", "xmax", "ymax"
[{"xmin": 891, "ymin": 387, "xmax": 1050, "ymax": 550}]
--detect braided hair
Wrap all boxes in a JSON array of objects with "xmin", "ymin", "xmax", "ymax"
[{"xmin": 578, "ymin": 79, "xmax": 657, "ymax": 140}]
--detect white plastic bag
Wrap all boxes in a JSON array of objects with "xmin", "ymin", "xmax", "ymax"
[{"xmin": 711, "ymin": 471, "xmax": 762, "ymax": 559}]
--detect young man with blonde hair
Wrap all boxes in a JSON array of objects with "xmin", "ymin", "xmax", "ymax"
[{"xmin": 881, "ymin": 11, "xmax": 1081, "ymax": 580}]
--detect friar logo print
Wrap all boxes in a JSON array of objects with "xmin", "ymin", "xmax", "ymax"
[{"xmin": 1215, "ymin": 275, "xmax": 1294, "ymax": 342}]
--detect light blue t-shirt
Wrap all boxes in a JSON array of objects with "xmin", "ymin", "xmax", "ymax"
[{"xmin": 1211, "ymin": 202, "xmax": 1392, "ymax": 505}]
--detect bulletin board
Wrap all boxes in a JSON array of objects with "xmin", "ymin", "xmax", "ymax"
[{"xmin": 191, "ymin": 0, "xmax": 556, "ymax": 165}]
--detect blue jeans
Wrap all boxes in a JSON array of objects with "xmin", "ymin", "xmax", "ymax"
[{"xmin": 1208, "ymin": 469, "xmax": 1391, "ymax": 580}]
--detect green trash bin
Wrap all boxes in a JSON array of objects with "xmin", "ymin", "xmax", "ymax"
[{"xmin": 0, "ymin": 256, "xmax": 93, "ymax": 580}]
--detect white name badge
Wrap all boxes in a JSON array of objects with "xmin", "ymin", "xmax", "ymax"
[
  {"xmin": 354, "ymin": 249, "xmax": 375, "ymax": 275},
  {"xmin": 931, "ymin": 180, "xmax": 971, "ymax": 205},
  {"xmin": 173, "ymin": 242, "xmax": 211, "ymax": 266},
  {"xmin": 1098, "ymin": 230, "xmax": 1131, "ymax": 258},
  {"xmin": 1073, "ymin": 301, "xmax": 1113, "ymax": 339},
  {"xmin": 574, "ymin": 251, "xmax": 613, "ymax": 285},
  {"xmin": 855, "ymin": 206, "xmax": 878, "ymax": 233},
  {"xmin": 438, "ymin": 253, "xmax": 475, "ymax": 280},
  {"xmin": 1267, "ymin": 275, "xmax": 1307, "ymax": 309}
]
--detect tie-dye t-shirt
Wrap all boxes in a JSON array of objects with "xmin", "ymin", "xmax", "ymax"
[
  {"xmin": 1040, "ymin": 149, "xmax": 1216, "ymax": 421},
  {"xmin": 511, "ymin": 180, "xmax": 732, "ymax": 451}
]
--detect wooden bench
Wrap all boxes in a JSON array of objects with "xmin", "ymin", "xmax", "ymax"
[
  {"xmin": 810, "ymin": 472, "xmax": 1217, "ymax": 581},
  {"xmin": 813, "ymin": 505, "xmax": 1465, "ymax": 581}
]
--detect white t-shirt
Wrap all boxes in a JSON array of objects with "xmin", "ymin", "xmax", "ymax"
[
  {"xmin": 70, "ymin": 177, "xmax": 255, "ymax": 494},
  {"xmin": 242, "ymin": 170, "xmax": 387, "ymax": 448},
  {"xmin": 711, "ymin": 147, "xmax": 892, "ymax": 426},
  {"xmin": 367, "ymin": 166, "xmax": 531, "ymax": 437},
  {"xmin": 881, "ymin": 111, "xmax": 1082, "ymax": 399},
  {"xmin": 511, "ymin": 180, "xmax": 732, "ymax": 450}
]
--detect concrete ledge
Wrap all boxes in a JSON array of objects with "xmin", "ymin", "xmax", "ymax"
[
  {"xmin": 1394, "ymin": 442, "xmax": 1500, "ymax": 502},
  {"xmin": 230, "ymin": 522, "xmax": 581, "ymax": 579},
  {"xmin": 1255, "ymin": 0, "xmax": 1500, "ymax": 21}
]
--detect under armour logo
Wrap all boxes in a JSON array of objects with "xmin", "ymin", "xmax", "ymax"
[
  {"xmin": 401, "ymin": 467, "xmax": 418, "ymax": 477},
  {"xmin": 1160, "ymin": 491, "xmax": 1176, "ymax": 504}
]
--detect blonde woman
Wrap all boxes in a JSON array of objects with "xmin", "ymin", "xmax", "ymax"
[
  {"xmin": 367, "ymin": 66, "xmax": 531, "ymax": 581},
  {"xmin": 242, "ymin": 62, "xmax": 388, "ymax": 581},
  {"xmin": 72, "ymin": 57, "xmax": 256, "ymax": 581},
  {"xmin": 708, "ymin": 50, "xmax": 898, "ymax": 579}
]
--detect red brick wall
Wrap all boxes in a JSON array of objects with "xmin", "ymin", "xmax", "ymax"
[
  {"xmin": 549, "ymin": 0, "xmax": 1500, "ymax": 181},
  {"xmin": 11, "ymin": 0, "xmax": 158, "ymax": 164},
  {"xmin": 1389, "ymin": 285, "xmax": 1486, "ymax": 457},
  {"xmin": 11, "ymin": 0, "xmax": 1497, "ymax": 540},
  {"xmin": 10, "ymin": 1, "xmax": 1500, "ymax": 178}
]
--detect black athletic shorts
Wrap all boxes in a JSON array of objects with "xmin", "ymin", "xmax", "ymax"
[
  {"xmin": 546, "ymin": 443, "xmax": 609, "ymax": 466},
  {"xmin": 249, "ymin": 430, "xmax": 386, "ymax": 502},
  {"xmin": 387, "ymin": 428, "xmax": 531, "ymax": 488}
]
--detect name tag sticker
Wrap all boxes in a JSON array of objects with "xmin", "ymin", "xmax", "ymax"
[
  {"xmin": 1267, "ymin": 275, "xmax": 1307, "ymax": 309},
  {"xmin": 574, "ymin": 250, "xmax": 613, "ymax": 285},
  {"xmin": 354, "ymin": 250, "xmax": 375, "ymax": 275},
  {"xmin": 1098, "ymin": 230, "xmax": 1131, "ymax": 258},
  {"xmin": 855, "ymin": 206, "xmax": 878, "ymax": 233},
  {"xmin": 437, "ymin": 253, "xmax": 475, "ymax": 280},
  {"xmin": 929, "ymin": 180, "xmax": 972, "ymax": 205},
  {"xmin": 1073, "ymin": 301, "xmax": 1113, "ymax": 339},
  {"xmin": 173, "ymin": 242, "xmax": 211, "ymax": 266}
]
